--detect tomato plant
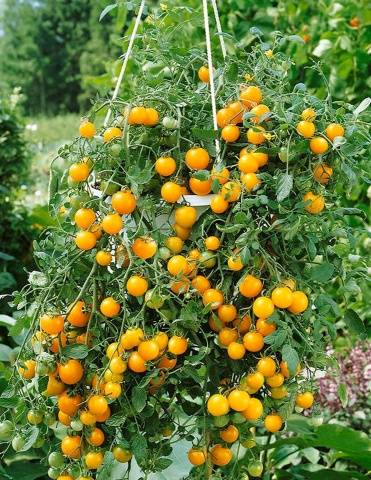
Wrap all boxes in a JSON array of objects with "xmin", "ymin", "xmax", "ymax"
[{"xmin": 1, "ymin": 4, "xmax": 369, "ymax": 480}]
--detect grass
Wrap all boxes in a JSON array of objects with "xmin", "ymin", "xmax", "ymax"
[{"xmin": 24, "ymin": 113, "xmax": 80, "ymax": 205}]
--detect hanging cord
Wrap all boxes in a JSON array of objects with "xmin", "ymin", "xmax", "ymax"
[
  {"xmin": 210, "ymin": 0, "xmax": 226, "ymax": 60},
  {"xmin": 104, "ymin": 0, "xmax": 146, "ymax": 127},
  {"xmin": 202, "ymin": 0, "xmax": 221, "ymax": 164}
]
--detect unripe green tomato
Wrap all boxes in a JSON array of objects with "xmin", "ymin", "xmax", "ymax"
[
  {"xmin": 110, "ymin": 143, "xmax": 122, "ymax": 158},
  {"xmin": 160, "ymin": 133, "xmax": 177, "ymax": 147},
  {"xmin": 70, "ymin": 419, "xmax": 83, "ymax": 431},
  {"xmin": 145, "ymin": 289, "xmax": 165, "ymax": 309},
  {"xmin": 0, "ymin": 420, "xmax": 13, "ymax": 441},
  {"xmin": 27, "ymin": 410, "xmax": 43, "ymax": 425},
  {"xmin": 33, "ymin": 436, "xmax": 45, "ymax": 448},
  {"xmin": 100, "ymin": 180, "xmax": 120, "ymax": 196},
  {"xmin": 44, "ymin": 412, "xmax": 57, "ymax": 426},
  {"xmin": 242, "ymin": 438, "xmax": 256, "ymax": 448},
  {"xmin": 162, "ymin": 116, "xmax": 178, "ymax": 129},
  {"xmin": 36, "ymin": 362, "xmax": 49, "ymax": 376},
  {"xmin": 278, "ymin": 147, "xmax": 288, "ymax": 163},
  {"xmin": 162, "ymin": 66, "xmax": 172, "ymax": 79},
  {"xmin": 240, "ymin": 474, "xmax": 250, "ymax": 480},
  {"xmin": 310, "ymin": 416, "xmax": 323, "ymax": 427},
  {"xmin": 47, "ymin": 467, "xmax": 60, "ymax": 479},
  {"xmin": 67, "ymin": 176, "xmax": 79, "ymax": 188},
  {"xmin": 231, "ymin": 412, "xmax": 246, "ymax": 424},
  {"xmin": 69, "ymin": 193, "xmax": 90, "ymax": 209},
  {"xmin": 49, "ymin": 451, "xmax": 65, "ymax": 468},
  {"xmin": 213, "ymin": 415, "xmax": 229, "ymax": 428},
  {"xmin": 12, "ymin": 435, "xmax": 25, "ymax": 452},
  {"xmin": 247, "ymin": 460, "xmax": 263, "ymax": 477},
  {"xmin": 199, "ymin": 251, "xmax": 216, "ymax": 268},
  {"xmin": 158, "ymin": 247, "xmax": 171, "ymax": 260}
]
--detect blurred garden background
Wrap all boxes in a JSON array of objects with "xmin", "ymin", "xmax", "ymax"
[{"xmin": 0, "ymin": 0, "xmax": 369, "ymax": 478}]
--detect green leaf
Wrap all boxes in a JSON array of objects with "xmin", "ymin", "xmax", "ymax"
[
  {"xmin": 343, "ymin": 309, "xmax": 366, "ymax": 337},
  {"xmin": 4, "ymin": 461, "xmax": 47, "ymax": 480},
  {"xmin": 19, "ymin": 426, "xmax": 39, "ymax": 452},
  {"xmin": 99, "ymin": 4, "xmax": 118, "ymax": 22},
  {"xmin": 309, "ymin": 263, "xmax": 335, "ymax": 282},
  {"xmin": 353, "ymin": 97, "xmax": 370, "ymax": 117},
  {"xmin": 0, "ymin": 344, "xmax": 12, "ymax": 361},
  {"xmin": 131, "ymin": 385, "xmax": 147, "ymax": 413},
  {"xmin": 96, "ymin": 451, "xmax": 115, "ymax": 480},
  {"xmin": 0, "ymin": 314, "xmax": 16, "ymax": 328},
  {"xmin": 106, "ymin": 412, "xmax": 126, "ymax": 427},
  {"xmin": 276, "ymin": 173, "xmax": 293, "ymax": 202},
  {"xmin": 0, "ymin": 396, "xmax": 19, "ymax": 408},
  {"xmin": 131, "ymin": 432, "xmax": 148, "ymax": 464},
  {"xmin": 154, "ymin": 457, "xmax": 173, "ymax": 471},
  {"xmin": 61, "ymin": 343, "xmax": 89, "ymax": 359},
  {"xmin": 338, "ymin": 383, "xmax": 348, "ymax": 408},
  {"xmin": 191, "ymin": 128, "xmax": 218, "ymax": 141},
  {"xmin": 281, "ymin": 345, "xmax": 299, "ymax": 375}
]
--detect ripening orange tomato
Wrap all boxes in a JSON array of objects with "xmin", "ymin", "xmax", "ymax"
[
  {"xmin": 239, "ymin": 274, "xmax": 263, "ymax": 298},
  {"xmin": 220, "ymin": 425, "xmax": 239, "ymax": 443},
  {"xmin": 242, "ymin": 397, "xmax": 263, "ymax": 420},
  {"xmin": 288, "ymin": 291, "xmax": 308, "ymax": 314},
  {"xmin": 313, "ymin": 163, "xmax": 333, "ymax": 184},
  {"xmin": 96, "ymin": 250, "xmax": 112, "ymax": 266},
  {"xmin": 218, "ymin": 304, "xmax": 237, "ymax": 323},
  {"xmin": 126, "ymin": 275, "xmax": 148, "ymax": 297},
  {"xmin": 241, "ymin": 149, "xmax": 268, "ymax": 167},
  {"xmin": 253, "ymin": 296, "xmax": 275, "ymax": 318},
  {"xmin": 175, "ymin": 206, "xmax": 197, "ymax": 228},
  {"xmin": 296, "ymin": 120, "xmax": 315, "ymax": 138},
  {"xmin": 296, "ymin": 391, "xmax": 314, "ymax": 409},
  {"xmin": 264, "ymin": 413, "xmax": 283, "ymax": 432},
  {"xmin": 211, "ymin": 166, "xmax": 230, "ymax": 184},
  {"xmin": 238, "ymin": 153, "xmax": 259, "ymax": 173},
  {"xmin": 88, "ymin": 395, "xmax": 108, "ymax": 416},
  {"xmin": 233, "ymin": 315, "xmax": 251, "ymax": 334},
  {"xmin": 40, "ymin": 314, "xmax": 64, "ymax": 335},
  {"xmin": 158, "ymin": 355, "xmax": 177, "ymax": 370},
  {"xmin": 202, "ymin": 288, "xmax": 224, "ymax": 309},
  {"xmin": 207, "ymin": 394, "xmax": 229, "ymax": 416},
  {"xmin": 45, "ymin": 375, "xmax": 66, "ymax": 396},
  {"xmin": 87, "ymin": 427, "xmax": 105, "ymax": 446},
  {"xmin": 325, "ymin": 123, "xmax": 344, "ymax": 141},
  {"xmin": 80, "ymin": 410, "xmax": 96, "ymax": 426},
  {"xmin": 102, "ymin": 213, "xmax": 123, "ymax": 235},
  {"xmin": 227, "ymin": 341, "xmax": 246, "ymax": 360},
  {"xmin": 103, "ymin": 127, "xmax": 122, "ymax": 143},
  {"xmin": 301, "ymin": 108, "xmax": 316, "ymax": 121},
  {"xmin": 271, "ymin": 286, "xmax": 293, "ymax": 309},
  {"xmin": 85, "ymin": 451, "xmax": 104, "ymax": 470},
  {"xmin": 310, "ymin": 137, "xmax": 329, "ymax": 154},
  {"xmin": 153, "ymin": 331, "xmax": 169, "ymax": 351},
  {"xmin": 198, "ymin": 66, "xmax": 210, "ymax": 83},
  {"xmin": 266, "ymin": 373, "xmax": 285, "ymax": 388},
  {"xmin": 241, "ymin": 172, "xmax": 262, "ymax": 191},
  {"xmin": 256, "ymin": 318, "xmax": 276, "ymax": 336},
  {"xmin": 303, "ymin": 192, "xmax": 325, "ymax": 214},
  {"xmin": 100, "ymin": 297, "xmax": 121, "ymax": 318},
  {"xmin": 217, "ymin": 108, "xmax": 233, "ymax": 128},
  {"xmin": 161, "ymin": 182, "xmax": 183, "ymax": 203},
  {"xmin": 18, "ymin": 359, "xmax": 36, "ymax": 379},
  {"xmin": 188, "ymin": 448, "xmax": 206, "ymax": 466},
  {"xmin": 240, "ymin": 86, "xmax": 262, "ymax": 108},
  {"xmin": 138, "ymin": 340, "xmax": 160, "ymax": 361},
  {"xmin": 243, "ymin": 331, "xmax": 264, "ymax": 352},
  {"xmin": 59, "ymin": 359, "xmax": 84, "ymax": 385},
  {"xmin": 112, "ymin": 446, "xmax": 133, "ymax": 463},
  {"xmin": 111, "ymin": 190, "xmax": 136, "ymax": 215},
  {"xmin": 210, "ymin": 444, "xmax": 233, "ymax": 466},
  {"xmin": 210, "ymin": 194, "xmax": 229, "ymax": 214},
  {"xmin": 128, "ymin": 106, "xmax": 147, "ymax": 125},
  {"xmin": 74, "ymin": 208, "xmax": 96, "ymax": 230},
  {"xmin": 75, "ymin": 231, "xmax": 97, "ymax": 250},
  {"xmin": 167, "ymin": 255, "xmax": 190, "ymax": 276},
  {"xmin": 69, "ymin": 163, "xmax": 90, "ymax": 182},
  {"xmin": 221, "ymin": 181, "xmax": 241, "ymax": 202},
  {"xmin": 67, "ymin": 300, "xmax": 90, "ymax": 327},
  {"xmin": 204, "ymin": 236, "xmax": 220, "ymax": 251},
  {"xmin": 218, "ymin": 327, "xmax": 238, "ymax": 346},
  {"xmin": 58, "ymin": 392, "xmax": 82, "ymax": 416},
  {"xmin": 191, "ymin": 275, "xmax": 211, "ymax": 294},
  {"xmin": 250, "ymin": 104, "xmax": 270, "ymax": 123},
  {"xmin": 168, "ymin": 336, "xmax": 188, "ymax": 355},
  {"xmin": 61, "ymin": 435, "xmax": 81, "ymax": 458},
  {"xmin": 132, "ymin": 236, "xmax": 158, "ymax": 259},
  {"xmin": 185, "ymin": 147, "xmax": 210, "ymax": 170},
  {"xmin": 120, "ymin": 328, "xmax": 143, "ymax": 349},
  {"xmin": 228, "ymin": 389, "xmax": 250, "ymax": 411},
  {"xmin": 128, "ymin": 351, "xmax": 147, "ymax": 373},
  {"xmin": 155, "ymin": 156, "xmax": 176, "ymax": 176},
  {"xmin": 257, "ymin": 357, "xmax": 276, "ymax": 377},
  {"xmin": 228, "ymin": 101, "xmax": 244, "ymax": 124},
  {"xmin": 247, "ymin": 126, "xmax": 266, "ymax": 145},
  {"xmin": 108, "ymin": 356, "xmax": 127, "ymax": 374},
  {"xmin": 221, "ymin": 125, "xmax": 240, "ymax": 142},
  {"xmin": 173, "ymin": 223, "xmax": 190, "ymax": 240},
  {"xmin": 79, "ymin": 120, "xmax": 96, "ymax": 139},
  {"xmin": 245, "ymin": 372, "xmax": 265, "ymax": 391},
  {"xmin": 189, "ymin": 177, "xmax": 212, "ymax": 195}
]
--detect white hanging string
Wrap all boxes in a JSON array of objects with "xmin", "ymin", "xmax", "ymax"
[
  {"xmin": 210, "ymin": 0, "xmax": 226, "ymax": 60},
  {"xmin": 104, "ymin": 0, "xmax": 146, "ymax": 127},
  {"xmin": 202, "ymin": 0, "xmax": 221, "ymax": 163}
]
